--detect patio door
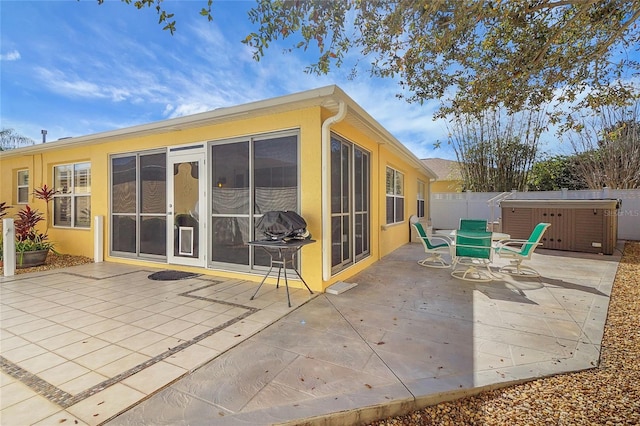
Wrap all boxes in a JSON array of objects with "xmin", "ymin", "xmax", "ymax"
[{"xmin": 167, "ymin": 145, "xmax": 206, "ymax": 267}]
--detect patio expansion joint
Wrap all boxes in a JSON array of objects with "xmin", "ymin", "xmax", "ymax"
[
  {"xmin": 323, "ymin": 295, "xmax": 419, "ymax": 399},
  {"xmin": 0, "ymin": 277, "xmax": 259, "ymax": 410}
]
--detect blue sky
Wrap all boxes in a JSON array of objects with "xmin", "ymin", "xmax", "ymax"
[
  {"xmin": 0, "ymin": 0, "xmax": 451, "ymax": 159},
  {"xmin": 3, "ymin": 2, "xmax": 637, "ymax": 161}
]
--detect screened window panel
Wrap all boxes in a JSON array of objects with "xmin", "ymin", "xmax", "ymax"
[
  {"xmin": 55, "ymin": 166, "xmax": 73, "ymax": 194},
  {"xmin": 386, "ymin": 168, "xmax": 394, "ymax": 194},
  {"xmin": 386, "ymin": 197, "xmax": 394, "ymax": 225},
  {"xmin": 355, "ymin": 152, "xmax": 363, "ymax": 211},
  {"xmin": 74, "ymin": 195, "xmax": 91, "ymax": 228},
  {"xmin": 140, "ymin": 153, "xmax": 166, "ymax": 214},
  {"xmin": 395, "ymin": 172, "xmax": 404, "ymax": 196},
  {"xmin": 254, "ymin": 135, "xmax": 297, "ymax": 213},
  {"xmin": 18, "ymin": 187, "xmax": 29, "ymax": 204},
  {"xmin": 112, "ymin": 156, "xmax": 137, "ymax": 214},
  {"xmin": 341, "ymin": 144, "xmax": 350, "ymax": 213},
  {"xmin": 74, "ymin": 163, "xmax": 91, "ymax": 194},
  {"xmin": 342, "ymin": 215, "xmax": 350, "ymax": 262},
  {"xmin": 331, "ymin": 139, "xmax": 342, "ymax": 214},
  {"xmin": 331, "ymin": 215, "xmax": 342, "ymax": 267},
  {"xmin": 212, "ymin": 142, "xmax": 249, "ymax": 215},
  {"xmin": 355, "ymin": 213, "xmax": 364, "ymax": 256},
  {"xmin": 17, "ymin": 170, "xmax": 29, "ymax": 204},
  {"xmin": 53, "ymin": 197, "xmax": 70, "ymax": 227},
  {"xmin": 18, "ymin": 170, "xmax": 29, "ymax": 186},
  {"xmin": 395, "ymin": 197, "xmax": 404, "ymax": 223},
  {"xmin": 211, "ymin": 216, "xmax": 249, "ymax": 263},
  {"xmin": 112, "ymin": 216, "xmax": 136, "ymax": 253},
  {"xmin": 140, "ymin": 217, "xmax": 166, "ymax": 256}
]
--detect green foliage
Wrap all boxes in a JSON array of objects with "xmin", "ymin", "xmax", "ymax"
[
  {"xmin": 569, "ymin": 103, "xmax": 640, "ymax": 189},
  {"xmin": 528, "ymin": 155, "xmax": 587, "ymax": 191},
  {"xmin": 97, "ymin": 0, "xmax": 213, "ymax": 34},
  {"xmin": 449, "ymin": 107, "xmax": 545, "ymax": 192},
  {"xmin": 0, "ymin": 185, "xmax": 59, "ymax": 264},
  {"xmin": 13, "ymin": 204, "xmax": 57, "ymax": 255},
  {"xmin": 239, "ymin": 0, "xmax": 640, "ymax": 122}
]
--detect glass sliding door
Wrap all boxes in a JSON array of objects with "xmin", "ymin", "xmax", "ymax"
[
  {"xmin": 210, "ymin": 141, "xmax": 250, "ymax": 264},
  {"xmin": 111, "ymin": 150, "xmax": 166, "ymax": 259},
  {"xmin": 253, "ymin": 134, "xmax": 298, "ymax": 266},
  {"xmin": 331, "ymin": 133, "xmax": 370, "ymax": 273},
  {"xmin": 354, "ymin": 147, "xmax": 370, "ymax": 261},
  {"xmin": 209, "ymin": 131, "xmax": 299, "ymax": 270},
  {"xmin": 140, "ymin": 153, "xmax": 167, "ymax": 256},
  {"xmin": 331, "ymin": 138, "xmax": 351, "ymax": 268}
]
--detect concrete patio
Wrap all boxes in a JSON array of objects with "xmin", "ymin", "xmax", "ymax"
[{"xmin": 0, "ymin": 242, "xmax": 621, "ymax": 425}]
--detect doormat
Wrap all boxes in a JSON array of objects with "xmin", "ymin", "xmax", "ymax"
[{"xmin": 148, "ymin": 270, "xmax": 201, "ymax": 281}]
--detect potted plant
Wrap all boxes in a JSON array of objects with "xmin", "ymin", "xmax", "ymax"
[
  {"xmin": 8, "ymin": 185, "xmax": 58, "ymax": 268},
  {"xmin": 14, "ymin": 204, "xmax": 57, "ymax": 267}
]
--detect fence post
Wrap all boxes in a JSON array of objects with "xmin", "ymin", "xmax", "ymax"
[{"xmin": 3, "ymin": 218, "xmax": 15, "ymax": 277}]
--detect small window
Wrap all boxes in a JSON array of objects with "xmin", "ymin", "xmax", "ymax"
[
  {"xmin": 17, "ymin": 170, "xmax": 29, "ymax": 204},
  {"xmin": 417, "ymin": 180, "xmax": 426, "ymax": 218},
  {"xmin": 386, "ymin": 167, "xmax": 404, "ymax": 224},
  {"xmin": 53, "ymin": 162, "xmax": 91, "ymax": 228}
]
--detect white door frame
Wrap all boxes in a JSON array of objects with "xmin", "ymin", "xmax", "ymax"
[{"xmin": 167, "ymin": 144, "xmax": 207, "ymax": 267}]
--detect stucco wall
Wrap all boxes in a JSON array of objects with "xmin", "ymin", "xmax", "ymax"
[{"xmin": 1, "ymin": 105, "xmax": 432, "ymax": 292}]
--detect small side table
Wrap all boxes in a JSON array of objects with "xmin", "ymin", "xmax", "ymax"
[{"xmin": 247, "ymin": 239, "xmax": 315, "ymax": 307}]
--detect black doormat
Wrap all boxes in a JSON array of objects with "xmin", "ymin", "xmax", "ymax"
[{"xmin": 148, "ymin": 270, "xmax": 201, "ymax": 281}]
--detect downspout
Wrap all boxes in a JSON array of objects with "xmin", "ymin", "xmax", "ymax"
[{"xmin": 321, "ymin": 100, "xmax": 347, "ymax": 282}]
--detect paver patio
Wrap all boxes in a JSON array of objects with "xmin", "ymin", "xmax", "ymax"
[{"xmin": 0, "ymin": 242, "xmax": 621, "ymax": 425}]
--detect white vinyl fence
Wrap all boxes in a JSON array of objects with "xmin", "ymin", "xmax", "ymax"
[{"xmin": 430, "ymin": 188, "xmax": 640, "ymax": 241}]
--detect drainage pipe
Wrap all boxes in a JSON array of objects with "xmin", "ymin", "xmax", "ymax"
[{"xmin": 321, "ymin": 100, "xmax": 347, "ymax": 282}]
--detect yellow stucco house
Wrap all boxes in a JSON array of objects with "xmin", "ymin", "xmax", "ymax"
[{"xmin": 1, "ymin": 86, "xmax": 435, "ymax": 292}]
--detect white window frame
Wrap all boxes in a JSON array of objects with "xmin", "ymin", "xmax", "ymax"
[
  {"xmin": 53, "ymin": 162, "xmax": 91, "ymax": 228},
  {"xmin": 386, "ymin": 166, "xmax": 404, "ymax": 224},
  {"xmin": 17, "ymin": 169, "xmax": 29, "ymax": 204}
]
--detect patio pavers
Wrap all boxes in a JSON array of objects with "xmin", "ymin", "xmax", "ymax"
[{"xmin": 0, "ymin": 242, "xmax": 621, "ymax": 425}]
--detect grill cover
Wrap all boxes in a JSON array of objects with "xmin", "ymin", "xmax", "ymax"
[{"xmin": 256, "ymin": 211, "xmax": 310, "ymax": 241}]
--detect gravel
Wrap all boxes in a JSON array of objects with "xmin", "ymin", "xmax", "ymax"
[
  {"xmin": 0, "ymin": 252, "xmax": 93, "ymax": 275},
  {"xmin": 366, "ymin": 241, "xmax": 640, "ymax": 426}
]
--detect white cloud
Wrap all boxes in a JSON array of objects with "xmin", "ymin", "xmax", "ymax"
[{"xmin": 0, "ymin": 50, "xmax": 21, "ymax": 61}]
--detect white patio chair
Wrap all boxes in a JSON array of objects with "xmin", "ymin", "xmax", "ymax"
[{"xmin": 494, "ymin": 222, "xmax": 551, "ymax": 277}]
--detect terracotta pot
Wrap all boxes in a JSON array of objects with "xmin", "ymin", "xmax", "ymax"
[{"xmin": 17, "ymin": 249, "xmax": 49, "ymax": 268}]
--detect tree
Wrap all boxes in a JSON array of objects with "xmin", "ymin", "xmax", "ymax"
[
  {"xmin": 448, "ymin": 107, "xmax": 545, "ymax": 192},
  {"xmin": 568, "ymin": 102, "xmax": 640, "ymax": 189},
  {"xmin": 0, "ymin": 128, "xmax": 35, "ymax": 151},
  {"xmin": 528, "ymin": 154, "xmax": 587, "ymax": 191},
  {"xmin": 106, "ymin": 1, "xmax": 640, "ymax": 121}
]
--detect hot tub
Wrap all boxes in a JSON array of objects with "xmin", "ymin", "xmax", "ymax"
[{"xmin": 500, "ymin": 199, "xmax": 620, "ymax": 255}]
